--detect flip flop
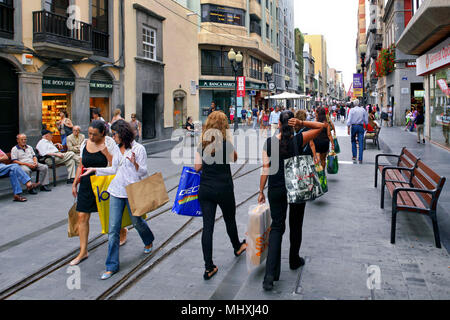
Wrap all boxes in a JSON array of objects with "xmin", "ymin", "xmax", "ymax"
[
  {"xmin": 203, "ymin": 266, "xmax": 218, "ymax": 280},
  {"xmin": 69, "ymin": 254, "xmax": 89, "ymax": 266}
]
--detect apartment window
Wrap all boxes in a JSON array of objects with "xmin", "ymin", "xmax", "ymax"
[
  {"xmin": 92, "ymin": 0, "xmax": 108, "ymax": 33},
  {"xmin": 0, "ymin": 0, "xmax": 14, "ymax": 39},
  {"xmin": 201, "ymin": 4, "xmax": 245, "ymax": 26},
  {"xmin": 266, "ymin": 23, "xmax": 269, "ymax": 39},
  {"xmin": 266, "ymin": 0, "xmax": 269, "ymax": 9},
  {"xmin": 44, "ymin": 0, "xmax": 69, "ymax": 16},
  {"xmin": 142, "ymin": 26, "xmax": 156, "ymax": 61},
  {"xmin": 250, "ymin": 56, "xmax": 262, "ymax": 80},
  {"xmin": 201, "ymin": 49, "xmax": 242, "ymax": 76}
]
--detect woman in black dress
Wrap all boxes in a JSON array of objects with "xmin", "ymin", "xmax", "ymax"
[
  {"xmin": 70, "ymin": 120, "xmax": 118, "ymax": 265},
  {"xmin": 314, "ymin": 107, "xmax": 335, "ymax": 169}
]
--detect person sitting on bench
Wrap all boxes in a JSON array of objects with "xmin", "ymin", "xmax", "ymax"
[
  {"xmin": 0, "ymin": 148, "xmax": 40, "ymax": 202},
  {"xmin": 36, "ymin": 130, "xmax": 78, "ymax": 184}
]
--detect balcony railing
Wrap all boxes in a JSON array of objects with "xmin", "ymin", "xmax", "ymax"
[
  {"xmin": 33, "ymin": 10, "xmax": 92, "ymax": 51},
  {"xmin": 92, "ymin": 29, "xmax": 109, "ymax": 57},
  {"xmin": 0, "ymin": 3, "xmax": 14, "ymax": 39},
  {"xmin": 201, "ymin": 65, "xmax": 243, "ymax": 77}
]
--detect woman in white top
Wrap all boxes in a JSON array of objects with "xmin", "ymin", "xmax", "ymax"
[{"xmin": 81, "ymin": 120, "xmax": 154, "ymax": 280}]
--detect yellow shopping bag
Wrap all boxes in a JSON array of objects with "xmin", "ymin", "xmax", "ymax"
[{"xmin": 90, "ymin": 175, "xmax": 146, "ymax": 234}]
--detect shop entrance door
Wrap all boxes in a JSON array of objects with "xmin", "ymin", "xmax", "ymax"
[
  {"xmin": 0, "ymin": 59, "xmax": 18, "ymax": 152},
  {"xmin": 142, "ymin": 93, "xmax": 157, "ymax": 140},
  {"xmin": 213, "ymin": 91, "xmax": 232, "ymax": 116}
]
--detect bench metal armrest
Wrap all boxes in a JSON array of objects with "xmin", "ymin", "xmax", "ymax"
[
  {"xmin": 392, "ymin": 187, "xmax": 436, "ymax": 210},
  {"xmin": 375, "ymin": 153, "xmax": 400, "ymax": 171}
]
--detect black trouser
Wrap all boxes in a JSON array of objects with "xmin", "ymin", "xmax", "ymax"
[
  {"xmin": 199, "ymin": 185, "xmax": 241, "ymax": 270},
  {"xmin": 265, "ymin": 186, "xmax": 306, "ymax": 280}
]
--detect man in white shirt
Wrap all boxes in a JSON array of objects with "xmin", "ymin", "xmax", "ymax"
[
  {"xmin": 36, "ymin": 130, "xmax": 77, "ymax": 184},
  {"xmin": 347, "ymin": 99, "xmax": 369, "ymax": 164},
  {"xmin": 11, "ymin": 133, "xmax": 51, "ymax": 191},
  {"xmin": 269, "ymin": 106, "xmax": 281, "ymax": 136}
]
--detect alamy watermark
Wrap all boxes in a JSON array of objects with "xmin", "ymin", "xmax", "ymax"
[
  {"xmin": 66, "ymin": 266, "xmax": 81, "ymax": 290},
  {"xmin": 366, "ymin": 265, "xmax": 381, "ymax": 290}
]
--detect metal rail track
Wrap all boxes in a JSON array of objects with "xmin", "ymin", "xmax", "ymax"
[{"xmin": 0, "ymin": 161, "xmax": 258, "ymax": 300}]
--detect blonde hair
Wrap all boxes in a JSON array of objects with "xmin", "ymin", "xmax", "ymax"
[
  {"xmin": 295, "ymin": 110, "xmax": 307, "ymax": 121},
  {"xmin": 114, "ymin": 108, "xmax": 121, "ymax": 117},
  {"xmin": 200, "ymin": 111, "xmax": 230, "ymax": 150}
]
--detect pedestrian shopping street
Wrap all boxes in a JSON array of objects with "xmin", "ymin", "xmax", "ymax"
[{"xmin": 0, "ymin": 122, "xmax": 449, "ymax": 300}]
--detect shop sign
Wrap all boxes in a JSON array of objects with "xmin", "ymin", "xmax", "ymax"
[
  {"xmin": 417, "ymin": 37, "xmax": 450, "ymax": 76},
  {"xmin": 199, "ymin": 80, "xmax": 267, "ymax": 90},
  {"xmin": 199, "ymin": 80, "xmax": 235, "ymax": 88},
  {"xmin": 237, "ymin": 76, "xmax": 245, "ymax": 97},
  {"xmin": 437, "ymin": 79, "xmax": 450, "ymax": 96},
  {"xmin": 90, "ymin": 80, "xmax": 113, "ymax": 91},
  {"xmin": 42, "ymin": 76, "xmax": 75, "ymax": 89}
]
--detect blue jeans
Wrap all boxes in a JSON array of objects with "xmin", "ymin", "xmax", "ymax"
[
  {"xmin": 351, "ymin": 125, "xmax": 365, "ymax": 161},
  {"xmin": 0, "ymin": 163, "xmax": 31, "ymax": 195},
  {"xmin": 105, "ymin": 195, "xmax": 155, "ymax": 272},
  {"xmin": 252, "ymin": 116, "xmax": 258, "ymax": 129}
]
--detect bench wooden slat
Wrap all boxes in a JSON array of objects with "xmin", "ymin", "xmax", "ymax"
[{"xmin": 417, "ymin": 160, "xmax": 441, "ymax": 184}]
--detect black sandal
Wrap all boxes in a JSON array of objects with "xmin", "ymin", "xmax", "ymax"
[
  {"xmin": 203, "ymin": 265, "xmax": 218, "ymax": 280},
  {"xmin": 234, "ymin": 240, "xmax": 247, "ymax": 257}
]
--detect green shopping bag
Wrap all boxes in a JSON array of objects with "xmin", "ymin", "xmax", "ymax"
[
  {"xmin": 326, "ymin": 152, "xmax": 339, "ymax": 174},
  {"xmin": 315, "ymin": 164, "xmax": 328, "ymax": 193},
  {"xmin": 333, "ymin": 136, "xmax": 340, "ymax": 154}
]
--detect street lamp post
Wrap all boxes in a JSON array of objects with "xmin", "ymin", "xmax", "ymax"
[
  {"xmin": 264, "ymin": 64, "xmax": 273, "ymax": 110},
  {"xmin": 359, "ymin": 44, "xmax": 367, "ymax": 107},
  {"xmin": 285, "ymin": 75, "xmax": 290, "ymax": 109},
  {"xmin": 228, "ymin": 48, "xmax": 243, "ymax": 132}
]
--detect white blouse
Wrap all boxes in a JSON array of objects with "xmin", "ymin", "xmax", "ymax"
[{"xmin": 95, "ymin": 141, "xmax": 148, "ymax": 198}]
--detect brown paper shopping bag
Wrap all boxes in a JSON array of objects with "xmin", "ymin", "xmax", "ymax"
[
  {"xmin": 126, "ymin": 172, "xmax": 169, "ymax": 217},
  {"xmin": 68, "ymin": 202, "xmax": 79, "ymax": 237}
]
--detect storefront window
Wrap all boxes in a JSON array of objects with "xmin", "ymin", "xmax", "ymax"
[
  {"xmin": 429, "ymin": 67, "xmax": 450, "ymax": 147},
  {"xmin": 42, "ymin": 93, "xmax": 71, "ymax": 142}
]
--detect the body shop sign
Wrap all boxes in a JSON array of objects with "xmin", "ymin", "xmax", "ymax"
[{"xmin": 417, "ymin": 37, "xmax": 450, "ymax": 76}]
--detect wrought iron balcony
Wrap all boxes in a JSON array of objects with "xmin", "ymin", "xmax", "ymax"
[
  {"xmin": 33, "ymin": 10, "xmax": 93, "ymax": 58},
  {"xmin": 0, "ymin": 2, "xmax": 14, "ymax": 39}
]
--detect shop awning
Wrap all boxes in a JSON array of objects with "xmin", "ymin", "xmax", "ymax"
[{"xmin": 265, "ymin": 92, "xmax": 307, "ymax": 99}]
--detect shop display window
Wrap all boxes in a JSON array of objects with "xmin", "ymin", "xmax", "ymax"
[
  {"xmin": 429, "ymin": 67, "xmax": 450, "ymax": 147},
  {"xmin": 42, "ymin": 93, "xmax": 70, "ymax": 137}
]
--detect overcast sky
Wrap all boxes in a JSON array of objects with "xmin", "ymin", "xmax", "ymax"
[{"xmin": 294, "ymin": 0, "xmax": 359, "ymax": 91}]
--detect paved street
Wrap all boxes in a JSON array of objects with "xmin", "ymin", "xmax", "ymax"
[{"xmin": 1, "ymin": 122, "xmax": 449, "ymax": 300}]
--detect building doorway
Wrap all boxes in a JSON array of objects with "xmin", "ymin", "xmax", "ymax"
[
  {"xmin": 142, "ymin": 93, "xmax": 157, "ymax": 139},
  {"xmin": 0, "ymin": 58, "xmax": 18, "ymax": 152}
]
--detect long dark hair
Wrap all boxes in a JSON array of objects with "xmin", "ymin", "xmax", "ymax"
[
  {"xmin": 111, "ymin": 119, "xmax": 134, "ymax": 149},
  {"xmin": 317, "ymin": 107, "xmax": 327, "ymax": 123},
  {"xmin": 90, "ymin": 120, "xmax": 107, "ymax": 137},
  {"xmin": 279, "ymin": 110, "xmax": 294, "ymax": 156}
]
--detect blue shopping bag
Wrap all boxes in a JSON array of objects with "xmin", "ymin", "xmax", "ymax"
[{"xmin": 172, "ymin": 166, "xmax": 202, "ymax": 217}]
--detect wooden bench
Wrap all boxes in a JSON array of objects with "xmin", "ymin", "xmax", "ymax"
[
  {"xmin": 35, "ymin": 148, "xmax": 64, "ymax": 187},
  {"xmin": 364, "ymin": 127, "xmax": 381, "ymax": 150},
  {"xmin": 384, "ymin": 160, "xmax": 446, "ymax": 248},
  {"xmin": 374, "ymin": 147, "xmax": 419, "ymax": 189}
]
